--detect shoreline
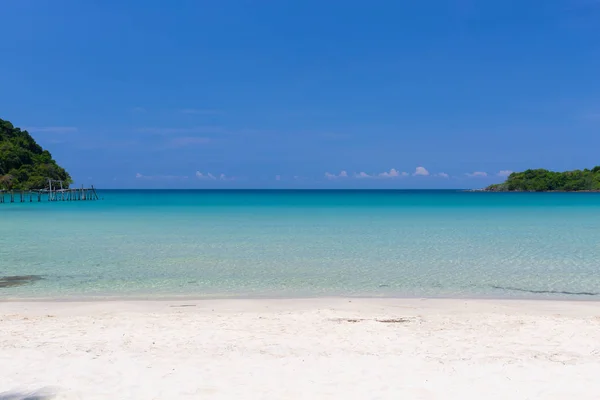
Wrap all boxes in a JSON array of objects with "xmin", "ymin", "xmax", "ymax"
[
  {"xmin": 3, "ymin": 296, "xmax": 600, "ymax": 314},
  {"xmin": 3, "ymin": 292, "xmax": 600, "ymax": 303},
  {"xmin": 3, "ymin": 298, "xmax": 600, "ymax": 399},
  {"xmin": 469, "ymin": 188, "xmax": 600, "ymax": 192}
]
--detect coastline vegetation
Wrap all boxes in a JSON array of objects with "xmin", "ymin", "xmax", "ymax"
[
  {"xmin": 0, "ymin": 118, "xmax": 71, "ymax": 190},
  {"xmin": 486, "ymin": 167, "xmax": 600, "ymax": 192}
]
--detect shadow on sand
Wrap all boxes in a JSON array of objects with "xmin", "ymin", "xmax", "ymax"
[{"xmin": 0, "ymin": 387, "xmax": 57, "ymax": 400}]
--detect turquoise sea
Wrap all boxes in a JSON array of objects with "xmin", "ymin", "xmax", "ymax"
[{"xmin": 1, "ymin": 190, "xmax": 600, "ymax": 300}]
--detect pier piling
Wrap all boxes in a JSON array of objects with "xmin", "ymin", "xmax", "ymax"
[{"xmin": 0, "ymin": 179, "xmax": 100, "ymax": 205}]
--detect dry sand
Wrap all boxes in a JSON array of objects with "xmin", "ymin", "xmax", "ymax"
[{"xmin": 1, "ymin": 298, "xmax": 600, "ymax": 399}]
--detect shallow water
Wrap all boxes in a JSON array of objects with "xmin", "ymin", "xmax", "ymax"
[{"xmin": 1, "ymin": 190, "xmax": 600, "ymax": 300}]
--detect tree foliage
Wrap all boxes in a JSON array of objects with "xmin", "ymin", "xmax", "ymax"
[
  {"xmin": 0, "ymin": 118, "xmax": 72, "ymax": 190},
  {"xmin": 486, "ymin": 168, "xmax": 600, "ymax": 192}
]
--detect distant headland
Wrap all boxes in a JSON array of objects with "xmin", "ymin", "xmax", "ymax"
[
  {"xmin": 484, "ymin": 167, "xmax": 600, "ymax": 192},
  {"xmin": 0, "ymin": 117, "xmax": 71, "ymax": 190}
]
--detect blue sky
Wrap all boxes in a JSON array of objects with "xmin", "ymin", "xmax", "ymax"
[{"xmin": 1, "ymin": 0, "xmax": 599, "ymax": 188}]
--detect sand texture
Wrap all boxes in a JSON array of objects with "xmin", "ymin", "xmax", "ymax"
[{"xmin": 1, "ymin": 298, "xmax": 600, "ymax": 399}]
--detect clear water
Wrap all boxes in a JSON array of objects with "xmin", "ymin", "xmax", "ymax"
[{"xmin": 1, "ymin": 190, "xmax": 600, "ymax": 300}]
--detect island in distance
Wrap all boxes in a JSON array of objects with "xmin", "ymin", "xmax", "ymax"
[{"xmin": 484, "ymin": 167, "xmax": 600, "ymax": 192}]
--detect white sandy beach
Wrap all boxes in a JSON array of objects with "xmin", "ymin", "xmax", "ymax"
[{"xmin": 1, "ymin": 298, "xmax": 600, "ymax": 399}]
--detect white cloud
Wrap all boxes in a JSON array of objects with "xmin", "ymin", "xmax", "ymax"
[
  {"xmin": 436, "ymin": 172, "xmax": 449, "ymax": 178},
  {"xmin": 354, "ymin": 171, "xmax": 371, "ymax": 179},
  {"xmin": 324, "ymin": 170, "xmax": 349, "ymax": 179},
  {"xmin": 196, "ymin": 171, "xmax": 217, "ymax": 180},
  {"xmin": 327, "ymin": 169, "xmax": 411, "ymax": 179},
  {"xmin": 327, "ymin": 169, "xmax": 413, "ymax": 179},
  {"xmin": 135, "ymin": 173, "xmax": 188, "ymax": 180},
  {"xmin": 497, "ymin": 170, "xmax": 513, "ymax": 177},
  {"xmin": 413, "ymin": 166, "xmax": 430, "ymax": 176},
  {"xmin": 379, "ymin": 168, "xmax": 398, "ymax": 178},
  {"xmin": 195, "ymin": 171, "xmax": 232, "ymax": 181},
  {"xmin": 466, "ymin": 171, "xmax": 488, "ymax": 177},
  {"xmin": 376, "ymin": 168, "xmax": 409, "ymax": 178}
]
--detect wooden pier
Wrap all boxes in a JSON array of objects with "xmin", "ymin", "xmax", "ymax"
[{"xmin": 0, "ymin": 179, "xmax": 99, "ymax": 204}]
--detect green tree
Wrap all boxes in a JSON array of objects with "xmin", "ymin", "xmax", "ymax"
[
  {"xmin": 486, "ymin": 167, "xmax": 600, "ymax": 192},
  {"xmin": 0, "ymin": 118, "xmax": 72, "ymax": 190}
]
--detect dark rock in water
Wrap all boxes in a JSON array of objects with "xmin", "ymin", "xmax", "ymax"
[{"xmin": 0, "ymin": 275, "xmax": 43, "ymax": 289}]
